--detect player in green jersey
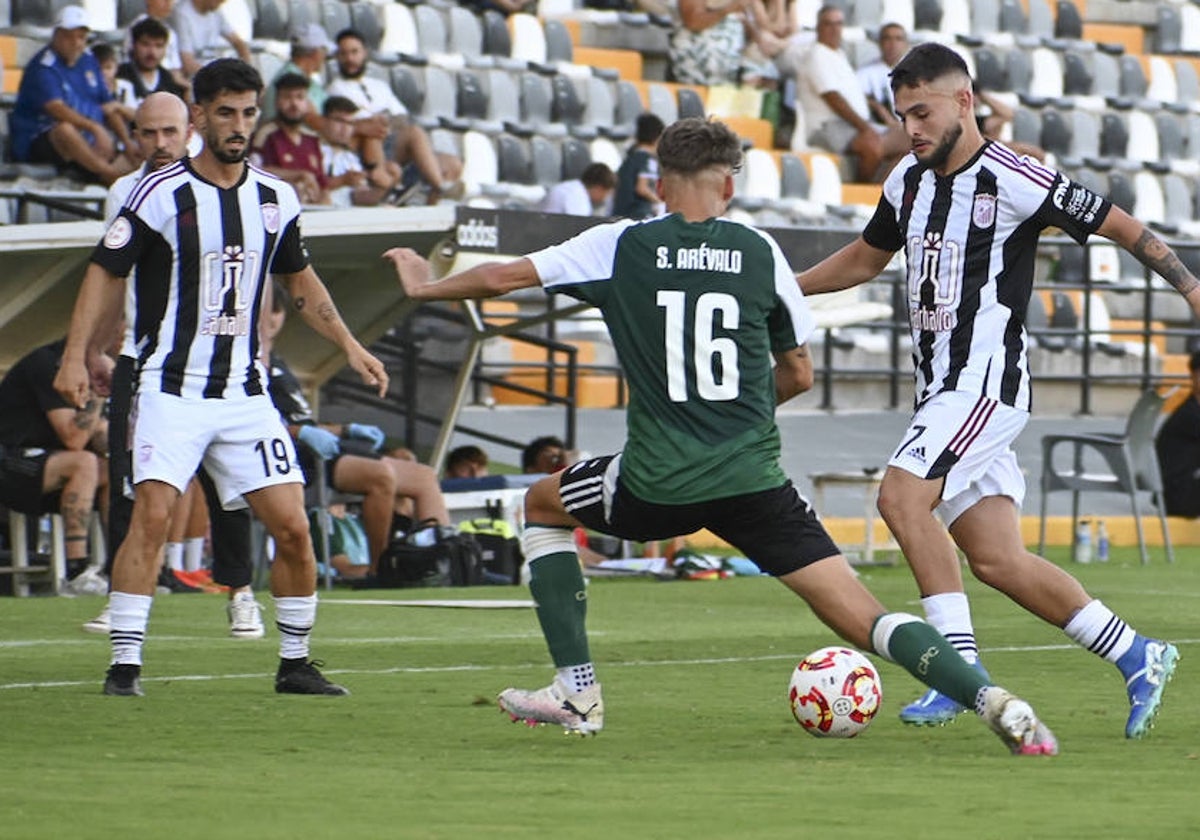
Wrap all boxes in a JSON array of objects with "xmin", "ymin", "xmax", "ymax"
[{"xmin": 384, "ymin": 117, "xmax": 1057, "ymax": 755}]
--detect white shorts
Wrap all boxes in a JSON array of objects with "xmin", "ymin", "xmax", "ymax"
[
  {"xmin": 131, "ymin": 390, "xmax": 302, "ymax": 510},
  {"xmin": 887, "ymin": 391, "xmax": 1028, "ymax": 526}
]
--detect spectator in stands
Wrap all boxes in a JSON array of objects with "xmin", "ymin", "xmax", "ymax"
[
  {"xmin": 445, "ymin": 445, "xmax": 489, "ymax": 480},
  {"xmin": 264, "ymin": 291, "xmax": 452, "ymax": 574},
  {"xmin": 975, "ymin": 87, "xmax": 1047, "ymax": 162},
  {"xmin": 776, "ymin": 5, "xmax": 907, "ymax": 182},
  {"xmin": 93, "ymin": 43, "xmax": 135, "ymax": 124},
  {"xmin": 262, "ymin": 23, "xmax": 333, "ymax": 124},
  {"xmin": 522, "ymin": 436, "xmax": 567, "ymax": 474},
  {"xmin": 857, "ymin": 23, "xmax": 908, "ymax": 128},
  {"xmin": 10, "ymin": 6, "xmax": 137, "ymax": 185},
  {"xmin": 254, "ymin": 73, "xmax": 331, "ymax": 204},
  {"xmin": 115, "ymin": 17, "xmax": 187, "ymax": 112},
  {"xmin": 172, "ymin": 0, "xmax": 251, "ymax": 79},
  {"xmin": 1155, "ymin": 350, "xmax": 1200, "ymax": 518},
  {"xmin": 669, "ymin": 0, "xmax": 750, "ymax": 86},
  {"xmin": 612, "ymin": 113, "xmax": 664, "ymax": 220},
  {"xmin": 124, "ymin": 0, "xmax": 187, "ymax": 90},
  {"xmin": 0, "ymin": 338, "xmax": 109, "ymax": 595},
  {"xmin": 311, "ymin": 502, "xmax": 373, "ymax": 579},
  {"xmin": 320, "ymin": 95, "xmax": 401, "ymax": 207},
  {"xmin": 328, "ymin": 28, "xmax": 463, "ymax": 204},
  {"xmin": 539, "ymin": 163, "xmax": 615, "ymax": 217}
]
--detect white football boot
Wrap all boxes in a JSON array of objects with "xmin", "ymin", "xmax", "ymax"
[{"xmin": 498, "ymin": 679, "xmax": 604, "ymax": 735}]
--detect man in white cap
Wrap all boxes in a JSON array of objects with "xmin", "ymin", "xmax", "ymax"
[
  {"xmin": 172, "ymin": 0, "xmax": 252, "ymax": 79},
  {"xmin": 11, "ymin": 6, "xmax": 137, "ymax": 184}
]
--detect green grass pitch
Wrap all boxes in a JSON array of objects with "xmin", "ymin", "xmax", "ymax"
[{"xmin": 2, "ymin": 547, "xmax": 1197, "ymax": 839}]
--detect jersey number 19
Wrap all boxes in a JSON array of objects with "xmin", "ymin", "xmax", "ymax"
[{"xmin": 657, "ymin": 290, "xmax": 740, "ymax": 403}]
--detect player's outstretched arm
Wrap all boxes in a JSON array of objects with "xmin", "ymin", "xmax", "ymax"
[
  {"xmin": 56, "ymin": 262, "xmax": 125, "ymax": 409},
  {"xmin": 797, "ymin": 237, "xmax": 895, "ymax": 295},
  {"xmin": 773, "ymin": 344, "xmax": 814, "ymax": 405},
  {"xmin": 1100, "ymin": 206, "xmax": 1200, "ymax": 316},
  {"xmin": 383, "ymin": 247, "xmax": 540, "ymax": 301},
  {"xmin": 277, "ymin": 266, "xmax": 389, "ymax": 397}
]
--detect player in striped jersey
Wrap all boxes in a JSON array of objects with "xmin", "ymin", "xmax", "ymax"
[
  {"xmin": 800, "ymin": 43, "xmax": 1193, "ymax": 737},
  {"xmin": 386, "ymin": 118, "xmax": 1059, "ymax": 755},
  {"xmin": 55, "ymin": 59, "xmax": 388, "ymax": 698}
]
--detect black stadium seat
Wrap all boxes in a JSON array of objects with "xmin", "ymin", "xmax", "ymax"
[
  {"xmin": 560, "ymin": 136, "xmax": 592, "ymax": 181},
  {"xmin": 1054, "ymin": 0, "xmax": 1082, "ymax": 39}
]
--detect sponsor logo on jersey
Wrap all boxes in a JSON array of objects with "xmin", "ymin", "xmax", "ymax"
[{"xmin": 1051, "ymin": 176, "xmax": 1102, "ymax": 225}]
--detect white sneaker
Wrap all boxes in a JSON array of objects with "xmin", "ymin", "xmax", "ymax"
[
  {"xmin": 63, "ymin": 567, "xmax": 109, "ymax": 597},
  {"xmin": 498, "ymin": 679, "xmax": 604, "ymax": 735},
  {"xmin": 978, "ymin": 686, "xmax": 1058, "ymax": 756},
  {"xmin": 82, "ymin": 604, "xmax": 111, "ymax": 634},
  {"xmin": 227, "ymin": 593, "xmax": 265, "ymax": 639}
]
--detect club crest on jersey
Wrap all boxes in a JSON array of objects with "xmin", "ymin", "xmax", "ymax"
[
  {"xmin": 104, "ymin": 217, "xmax": 132, "ymax": 249},
  {"xmin": 261, "ymin": 203, "xmax": 280, "ymax": 234},
  {"xmin": 972, "ymin": 193, "xmax": 996, "ymax": 228}
]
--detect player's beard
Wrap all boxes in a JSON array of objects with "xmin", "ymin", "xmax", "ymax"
[
  {"xmin": 211, "ymin": 134, "xmax": 248, "ymax": 164},
  {"xmin": 920, "ymin": 122, "xmax": 963, "ymax": 170}
]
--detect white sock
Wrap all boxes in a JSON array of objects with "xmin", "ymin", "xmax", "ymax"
[
  {"xmin": 1063, "ymin": 599, "xmax": 1136, "ymax": 664},
  {"xmin": 557, "ymin": 662, "xmax": 596, "ymax": 694},
  {"xmin": 275, "ymin": 594, "xmax": 317, "ymax": 661},
  {"xmin": 183, "ymin": 537, "xmax": 205, "ymax": 572},
  {"xmin": 921, "ymin": 592, "xmax": 979, "ymax": 664},
  {"xmin": 164, "ymin": 542, "xmax": 184, "ymax": 572},
  {"xmin": 109, "ymin": 591, "xmax": 153, "ymax": 666}
]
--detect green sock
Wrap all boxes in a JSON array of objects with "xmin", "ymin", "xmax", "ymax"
[
  {"xmin": 879, "ymin": 618, "xmax": 988, "ymax": 709},
  {"xmin": 528, "ymin": 553, "xmax": 590, "ymax": 667}
]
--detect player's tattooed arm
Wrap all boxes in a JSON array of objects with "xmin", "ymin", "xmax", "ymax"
[{"xmin": 1130, "ymin": 228, "xmax": 1200, "ymax": 297}]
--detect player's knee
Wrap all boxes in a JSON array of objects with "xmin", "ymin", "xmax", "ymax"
[
  {"xmin": 270, "ymin": 513, "xmax": 313, "ymax": 559},
  {"xmin": 963, "ymin": 543, "xmax": 1013, "ymax": 587},
  {"xmin": 63, "ymin": 451, "xmax": 100, "ymax": 486}
]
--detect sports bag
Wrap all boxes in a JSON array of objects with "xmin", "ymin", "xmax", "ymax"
[
  {"xmin": 376, "ymin": 522, "xmax": 484, "ymax": 588},
  {"xmin": 456, "ymin": 517, "xmax": 523, "ymax": 585}
]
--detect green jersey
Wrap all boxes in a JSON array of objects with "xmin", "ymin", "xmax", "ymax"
[{"xmin": 527, "ymin": 213, "xmax": 815, "ymax": 504}]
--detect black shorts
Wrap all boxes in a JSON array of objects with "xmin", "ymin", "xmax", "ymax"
[
  {"xmin": 560, "ymin": 455, "xmax": 840, "ymax": 577},
  {"xmin": 27, "ymin": 132, "xmax": 68, "ymax": 168},
  {"xmin": 0, "ymin": 446, "xmax": 52, "ymax": 515}
]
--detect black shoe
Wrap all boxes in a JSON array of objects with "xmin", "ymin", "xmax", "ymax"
[
  {"xmin": 275, "ymin": 659, "xmax": 350, "ymax": 696},
  {"xmin": 157, "ymin": 568, "xmax": 201, "ymax": 594},
  {"xmin": 103, "ymin": 664, "xmax": 144, "ymax": 696}
]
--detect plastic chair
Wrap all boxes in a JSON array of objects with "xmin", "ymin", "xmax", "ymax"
[{"xmin": 1038, "ymin": 389, "xmax": 1175, "ymax": 565}]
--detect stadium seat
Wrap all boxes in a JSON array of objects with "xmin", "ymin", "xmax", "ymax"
[
  {"xmin": 254, "ymin": 0, "xmax": 290, "ymax": 41},
  {"xmin": 646, "ymin": 83, "xmax": 678, "ymax": 124},
  {"xmin": 14, "ymin": 0, "xmax": 68, "ymax": 26},
  {"xmin": 1062, "ymin": 49, "xmax": 1092, "ymax": 96},
  {"xmin": 589, "ymin": 136, "xmax": 622, "ymax": 172},
  {"xmin": 879, "ymin": 0, "xmax": 914, "ymax": 33},
  {"xmin": 1126, "ymin": 110, "xmax": 1160, "ymax": 165},
  {"xmin": 1068, "ymin": 110, "xmax": 1099, "ymax": 160},
  {"xmin": 223, "ymin": 0, "xmax": 254, "ymax": 42},
  {"xmin": 1006, "ymin": 48, "xmax": 1032, "ymax": 93},
  {"xmin": 1026, "ymin": 0, "xmax": 1053, "ymax": 40},
  {"xmin": 457, "ymin": 69, "xmax": 490, "ymax": 122},
  {"xmin": 1040, "ymin": 108, "xmax": 1071, "ymax": 158},
  {"xmin": 551, "ymin": 74, "xmax": 592, "ymax": 136},
  {"xmin": 318, "ymin": 0, "xmax": 351, "ymax": 42},
  {"xmin": 1029, "ymin": 48, "xmax": 1063, "ymax": 98},
  {"xmin": 481, "ymin": 10, "xmax": 512, "ymax": 60},
  {"xmin": 380, "ymin": 2, "xmax": 419, "ymax": 58},
  {"xmin": 1106, "ymin": 170, "xmax": 1135, "ymax": 213},
  {"xmin": 806, "ymin": 153, "xmax": 843, "ymax": 208},
  {"xmin": 529, "ymin": 135, "xmax": 562, "ymax": 186},
  {"xmin": 560, "ymin": 136, "xmax": 592, "ymax": 181},
  {"xmin": 1146, "ymin": 56, "xmax": 1178, "ymax": 105},
  {"xmin": 1132, "ymin": 171, "xmax": 1165, "ymax": 227},
  {"xmin": 1182, "ymin": 4, "xmax": 1200, "ymax": 55},
  {"xmin": 740, "ymin": 148, "xmax": 781, "ymax": 202},
  {"xmin": 82, "ymin": 0, "xmax": 117, "ymax": 32},
  {"xmin": 1038, "ymin": 389, "xmax": 1174, "ymax": 565},
  {"xmin": 1162, "ymin": 173, "xmax": 1195, "ymax": 224},
  {"xmin": 1054, "ymin": 0, "xmax": 1082, "ymax": 40},
  {"xmin": 779, "ymin": 153, "xmax": 809, "ymax": 199},
  {"xmin": 419, "ymin": 65, "xmax": 458, "ymax": 127},
  {"xmin": 117, "ymin": 0, "xmax": 142, "ymax": 26},
  {"xmin": 938, "ymin": 0, "xmax": 970, "ymax": 39},
  {"xmin": 677, "ymin": 86, "xmax": 705, "ymax": 120},
  {"xmin": 496, "ymin": 134, "xmax": 535, "ymax": 190},
  {"xmin": 484, "ymin": 68, "xmax": 521, "ymax": 130},
  {"xmin": 1118, "ymin": 55, "xmax": 1148, "ymax": 100},
  {"xmin": 1099, "ymin": 112, "xmax": 1128, "ymax": 160},
  {"xmin": 348, "ymin": 1, "xmax": 384, "ymax": 51},
  {"xmin": 544, "ymin": 18, "xmax": 573, "ymax": 63},
  {"xmin": 448, "ymin": 6, "xmax": 490, "ymax": 67},
  {"xmin": 614, "ymin": 79, "xmax": 643, "ymax": 132},
  {"xmin": 461, "ymin": 129, "xmax": 499, "ymax": 196},
  {"xmin": 1155, "ymin": 112, "xmax": 1185, "ymax": 163},
  {"xmin": 973, "ymin": 47, "xmax": 1007, "ymax": 91},
  {"xmin": 288, "ymin": 0, "xmax": 319, "ymax": 29},
  {"xmin": 1011, "ymin": 106, "xmax": 1040, "ymax": 147},
  {"xmin": 390, "ymin": 64, "xmax": 424, "ymax": 114},
  {"xmin": 1173, "ymin": 58, "xmax": 1199, "ymax": 104},
  {"xmin": 913, "ymin": 0, "xmax": 941, "ymax": 31},
  {"xmin": 1155, "ymin": 3, "xmax": 1182, "ymax": 55},
  {"xmin": 1091, "ymin": 51, "xmax": 1121, "ymax": 100},
  {"xmin": 519, "ymin": 72, "xmax": 566, "ymax": 137},
  {"xmin": 998, "ymin": 0, "xmax": 1026, "ymax": 34},
  {"xmin": 583, "ymin": 77, "xmax": 622, "ymax": 137},
  {"xmin": 971, "ymin": 0, "xmax": 1001, "ymax": 37},
  {"xmin": 508, "ymin": 13, "xmax": 547, "ymax": 65}
]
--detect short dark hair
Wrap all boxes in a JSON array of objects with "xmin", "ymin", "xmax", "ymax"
[
  {"xmin": 323, "ymin": 95, "xmax": 358, "ymax": 117},
  {"xmin": 656, "ymin": 117, "xmax": 743, "ymax": 176},
  {"xmin": 635, "ymin": 112, "xmax": 665, "ymax": 145},
  {"xmin": 91, "ymin": 43, "xmax": 116, "ymax": 65},
  {"xmin": 447, "ymin": 445, "xmax": 488, "ymax": 471},
  {"xmin": 889, "ymin": 41, "xmax": 970, "ymax": 94},
  {"xmin": 334, "ymin": 27, "xmax": 365, "ymax": 46},
  {"xmin": 580, "ymin": 162, "xmax": 615, "ymax": 189},
  {"xmin": 521, "ymin": 436, "xmax": 564, "ymax": 471},
  {"xmin": 274, "ymin": 71, "xmax": 310, "ymax": 92},
  {"xmin": 193, "ymin": 58, "xmax": 264, "ymax": 104},
  {"xmin": 130, "ymin": 16, "xmax": 169, "ymax": 43}
]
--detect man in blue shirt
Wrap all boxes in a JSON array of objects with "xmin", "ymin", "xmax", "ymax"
[{"xmin": 10, "ymin": 6, "xmax": 136, "ymax": 184}]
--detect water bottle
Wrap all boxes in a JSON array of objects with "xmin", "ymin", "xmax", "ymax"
[
  {"xmin": 1073, "ymin": 519, "xmax": 1092, "ymax": 564},
  {"xmin": 1096, "ymin": 520, "xmax": 1110, "ymax": 563}
]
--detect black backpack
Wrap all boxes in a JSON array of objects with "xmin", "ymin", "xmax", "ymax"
[{"xmin": 375, "ymin": 523, "xmax": 484, "ymax": 588}]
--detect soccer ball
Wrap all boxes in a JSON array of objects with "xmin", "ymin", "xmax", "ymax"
[{"xmin": 788, "ymin": 646, "xmax": 882, "ymax": 738}]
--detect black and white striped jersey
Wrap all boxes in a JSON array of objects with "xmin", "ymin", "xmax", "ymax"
[
  {"xmin": 863, "ymin": 140, "xmax": 1111, "ymax": 412},
  {"xmin": 92, "ymin": 159, "xmax": 308, "ymax": 400}
]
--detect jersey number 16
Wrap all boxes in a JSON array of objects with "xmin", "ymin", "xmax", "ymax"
[{"xmin": 657, "ymin": 290, "xmax": 740, "ymax": 403}]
